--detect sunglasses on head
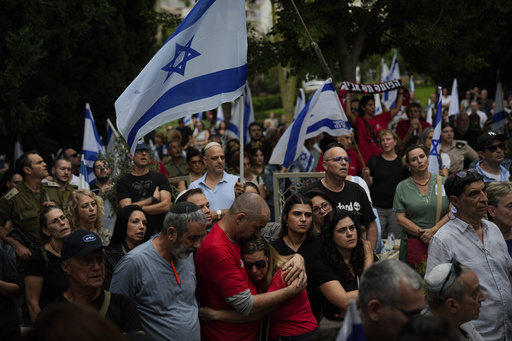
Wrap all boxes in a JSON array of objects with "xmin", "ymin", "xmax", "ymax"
[
  {"xmin": 243, "ymin": 259, "xmax": 267, "ymax": 269},
  {"xmin": 485, "ymin": 143, "xmax": 505, "ymax": 153}
]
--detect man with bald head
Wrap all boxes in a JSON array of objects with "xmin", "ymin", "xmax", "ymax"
[
  {"xmin": 453, "ymin": 112, "xmax": 479, "ymax": 150},
  {"xmin": 189, "ymin": 142, "xmax": 244, "ymax": 222},
  {"xmin": 195, "ymin": 193, "xmax": 306, "ymax": 340},
  {"xmin": 302, "ymin": 143, "xmax": 377, "ymax": 252}
]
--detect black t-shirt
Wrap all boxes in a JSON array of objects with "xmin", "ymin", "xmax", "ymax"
[
  {"xmin": 0, "ymin": 249, "xmax": 22, "ymax": 339},
  {"xmin": 271, "ymin": 235, "xmax": 322, "ymax": 322},
  {"xmin": 24, "ymin": 247, "xmax": 69, "ymax": 309},
  {"xmin": 312, "ymin": 256, "xmax": 359, "ymax": 321},
  {"xmin": 117, "ymin": 171, "xmax": 172, "ymax": 235},
  {"xmin": 453, "ymin": 128, "xmax": 479, "ymax": 151},
  {"xmin": 52, "ymin": 291, "xmax": 143, "ymax": 333},
  {"xmin": 367, "ymin": 155, "xmax": 409, "ymax": 208},
  {"xmin": 177, "ymin": 126, "xmax": 193, "ymax": 147},
  {"xmin": 302, "ymin": 180, "xmax": 376, "ymax": 227}
]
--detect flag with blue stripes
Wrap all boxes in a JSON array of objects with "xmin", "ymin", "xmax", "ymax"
[
  {"xmin": 299, "ymin": 146, "xmax": 314, "ymax": 172},
  {"xmin": 115, "ymin": 0, "xmax": 247, "ymax": 155},
  {"xmin": 293, "ymin": 88, "xmax": 306, "ymax": 120},
  {"xmin": 336, "ymin": 299, "xmax": 366, "ymax": 341},
  {"xmin": 226, "ymin": 81, "xmax": 254, "ymax": 143},
  {"xmin": 492, "ymin": 72, "xmax": 507, "ymax": 134},
  {"xmin": 83, "ymin": 104, "xmax": 105, "ymax": 186},
  {"xmin": 216, "ymin": 104, "xmax": 225, "ymax": 128},
  {"xmin": 428, "ymin": 87, "xmax": 442, "ymax": 175},
  {"xmin": 269, "ymin": 78, "xmax": 352, "ymax": 168},
  {"xmin": 382, "ymin": 50, "xmax": 400, "ymax": 110},
  {"xmin": 79, "ymin": 155, "xmax": 91, "ymax": 190}
]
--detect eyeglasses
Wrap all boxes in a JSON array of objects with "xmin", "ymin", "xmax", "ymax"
[
  {"xmin": 70, "ymin": 152, "xmax": 79, "ymax": 158},
  {"xmin": 485, "ymin": 143, "xmax": 505, "ymax": 153},
  {"xmin": 312, "ymin": 202, "xmax": 331, "ymax": 214},
  {"xmin": 243, "ymin": 259, "xmax": 267, "ymax": 270},
  {"xmin": 438, "ymin": 259, "xmax": 462, "ymax": 299},
  {"xmin": 377, "ymin": 299, "xmax": 427, "ymax": 319},
  {"xmin": 325, "ymin": 156, "xmax": 351, "ymax": 164},
  {"xmin": 351, "ymin": 107, "xmax": 358, "ymax": 112}
]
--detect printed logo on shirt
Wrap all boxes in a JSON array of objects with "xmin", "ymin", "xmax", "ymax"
[
  {"xmin": 240, "ymin": 259, "xmax": 244, "ymax": 268},
  {"xmin": 337, "ymin": 202, "xmax": 361, "ymax": 212}
]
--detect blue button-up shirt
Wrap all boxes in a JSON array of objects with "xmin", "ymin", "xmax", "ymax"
[
  {"xmin": 427, "ymin": 217, "xmax": 512, "ymax": 341},
  {"xmin": 189, "ymin": 171, "xmax": 238, "ymax": 211},
  {"xmin": 475, "ymin": 160, "xmax": 510, "ymax": 182}
]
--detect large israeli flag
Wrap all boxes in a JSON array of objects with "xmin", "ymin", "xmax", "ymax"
[
  {"xmin": 492, "ymin": 72, "xmax": 507, "ymax": 134},
  {"xmin": 226, "ymin": 81, "xmax": 254, "ymax": 143},
  {"xmin": 428, "ymin": 87, "xmax": 443, "ymax": 174},
  {"xmin": 293, "ymin": 88, "xmax": 306, "ymax": 120},
  {"xmin": 115, "ymin": 0, "xmax": 247, "ymax": 155},
  {"xmin": 269, "ymin": 79, "xmax": 352, "ymax": 168},
  {"xmin": 83, "ymin": 104, "xmax": 105, "ymax": 186}
]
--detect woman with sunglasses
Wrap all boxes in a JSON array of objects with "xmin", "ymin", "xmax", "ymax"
[
  {"xmin": 393, "ymin": 145, "xmax": 450, "ymax": 266},
  {"xmin": 313, "ymin": 209, "xmax": 373, "ymax": 329},
  {"xmin": 439, "ymin": 123, "xmax": 478, "ymax": 174},
  {"xmin": 24, "ymin": 206, "xmax": 71, "ymax": 323},
  {"xmin": 362, "ymin": 129, "xmax": 409, "ymax": 240},
  {"xmin": 199, "ymin": 236, "xmax": 318, "ymax": 340}
]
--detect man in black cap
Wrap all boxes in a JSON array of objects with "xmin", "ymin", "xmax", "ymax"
[
  {"xmin": 110, "ymin": 202, "xmax": 207, "ymax": 341},
  {"xmin": 117, "ymin": 140, "xmax": 172, "ymax": 235},
  {"xmin": 53, "ymin": 229, "xmax": 143, "ymax": 334},
  {"xmin": 474, "ymin": 130, "xmax": 510, "ymax": 182}
]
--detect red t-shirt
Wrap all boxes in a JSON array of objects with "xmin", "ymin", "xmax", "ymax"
[
  {"xmin": 267, "ymin": 269, "xmax": 318, "ymax": 339},
  {"xmin": 316, "ymin": 149, "xmax": 363, "ymax": 176},
  {"xmin": 195, "ymin": 224, "xmax": 260, "ymax": 341},
  {"xmin": 355, "ymin": 111, "xmax": 392, "ymax": 164},
  {"xmin": 395, "ymin": 120, "xmax": 431, "ymax": 140}
]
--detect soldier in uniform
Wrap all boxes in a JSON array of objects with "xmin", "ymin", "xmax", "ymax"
[
  {"xmin": 163, "ymin": 139, "xmax": 189, "ymax": 177},
  {"xmin": 0, "ymin": 151, "xmax": 63, "ymax": 261},
  {"xmin": 51, "ymin": 155, "xmax": 78, "ymax": 203},
  {"xmin": 440, "ymin": 123, "xmax": 478, "ymax": 174}
]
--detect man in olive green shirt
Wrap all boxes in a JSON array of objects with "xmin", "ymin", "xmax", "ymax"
[
  {"xmin": 0, "ymin": 151, "xmax": 63, "ymax": 260},
  {"xmin": 164, "ymin": 139, "xmax": 189, "ymax": 177},
  {"xmin": 51, "ymin": 155, "xmax": 78, "ymax": 203}
]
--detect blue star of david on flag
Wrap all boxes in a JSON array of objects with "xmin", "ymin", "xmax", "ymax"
[
  {"xmin": 430, "ymin": 139, "xmax": 440, "ymax": 158},
  {"xmin": 161, "ymin": 36, "xmax": 201, "ymax": 82}
]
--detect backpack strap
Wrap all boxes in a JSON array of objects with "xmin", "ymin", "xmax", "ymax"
[{"xmin": 99, "ymin": 290, "xmax": 111, "ymax": 317}]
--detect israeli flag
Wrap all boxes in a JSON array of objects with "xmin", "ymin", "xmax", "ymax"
[
  {"xmin": 184, "ymin": 114, "xmax": 193, "ymax": 127},
  {"xmin": 336, "ymin": 299, "xmax": 366, "ymax": 341},
  {"xmin": 106, "ymin": 118, "xmax": 119, "ymax": 155},
  {"xmin": 293, "ymin": 88, "xmax": 306, "ymax": 120},
  {"xmin": 381, "ymin": 58, "xmax": 389, "ymax": 82},
  {"xmin": 374, "ymin": 93, "xmax": 383, "ymax": 116},
  {"xmin": 448, "ymin": 78, "xmax": 459, "ymax": 118},
  {"xmin": 426, "ymin": 98, "xmax": 433, "ymax": 125},
  {"xmin": 115, "ymin": 0, "xmax": 248, "ymax": 155},
  {"xmin": 83, "ymin": 104, "xmax": 105, "ymax": 186},
  {"xmin": 226, "ymin": 81, "xmax": 254, "ymax": 143},
  {"xmin": 216, "ymin": 104, "xmax": 225, "ymax": 128},
  {"xmin": 492, "ymin": 71, "xmax": 507, "ymax": 134},
  {"xmin": 299, "ymin": 146, "xmax": 315, "ymax": 172},
  {"xmin": 382, "ymin": 50, "xmax": 400, "ymax": 110},
  {"xmin": 428, "ymin": 87, "xmax": 443, "ymax": 175},
  {"xmin": 269, "ymin": 78, "xmax": 352, "ymax": 168},
  {"xmin": 79, "ymin": 155, "xmax": 91, "ymax": 190}
]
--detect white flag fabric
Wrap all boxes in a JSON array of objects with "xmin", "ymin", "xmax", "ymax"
[
  {"xmin": 115, "ymin": 0, "xmax": 248, "ymax": 155},
  {"xmin": 448, "ymin": 78, "xmax": 459, "ymax": 117},
  {"xmin": 374, "ymin": 93, "xmax": 383, "ymax": 116},
  {"xmin": 335, "ymin": 299, "xmax": 366, "ymax": 341},
  {"xmin": 79, "ymin": 155, "xmax": 91, "ymax": 190},
  {"xmin": 14, "ymin": 140, "xmax": 23, "ymax": 161},
  {"xmin": 381, "ymin": 58, "xmax": 389, "ymax": 83},
  {"xmin": 293, "ymin": 88, "xmax": 306, "ymax": 120},
  {"xmin": 410, "ymin": 74, "xmax": 415, "ymax": 93},
  {"xmin": 426, "ymin": 98, "xmax": 433, "ymax": 125},
  {"xmin": 428, "ymin": 87, "xmax": 443, "ymax": 175},
  {"xmin": 492, "ymin": 72, "xmax": 507, "ymax": 134},
  {"xmin": 382, "ymin": 50, "xmax": 400, "ymax": 110},
  {"xmin": 83, "ymin": 104, "xmax": 105, "ymax": 186},
  {"xmin": 226, "ymin": 81, "xmax": 254, "ymax": 143},
  {"xmin": 299, "ymin": 146, "xmax": 315, "ymax": 172},
  {"xmin": 216, "ymin": 104, "xmax": 225, "ymax": 128},
  {"xmin": 269, "ymin": 78, "xmax": 352, "ymax": 168}
]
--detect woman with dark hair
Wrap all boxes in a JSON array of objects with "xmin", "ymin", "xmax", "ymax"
[
  {"xmin": 439, "ymin": 123, "xmax": 478, "ymax": 174},
  {"xmin": 242, "ymin": 154, "xmax": 266, "ymax": 200},
  {"xmin": 305, "ymin": 188, "xmax": 335, "ymax": 234},
  {"xmin": 103, "ymin": 205, "xmax": 149, "ymax": 290},
  {"xmin": 344, "ymin": 92, "xmax": 404, "ymax": 163},
  {"xmin": 270, "ymin": 193, "xmax": 321, "ymax": 320},
  {"xmin": 24, "ymin": 206, "xmax": 71, "ymax": 323},
  {"xmin": 199, "ymin": 236, "xmax": 317, "ymax": 340},
  {"xmin": 0, "ymin": 169, "xmax": 22, "ymax": 197},
  {"xmin": 313, "ymin": 209, "xmax": 373, "ymax": 329},
  {"xmin": 251, "ymin": 145, "xmax": 266, "ymax": 178}
]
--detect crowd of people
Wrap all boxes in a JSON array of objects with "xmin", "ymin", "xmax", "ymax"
[{"xmin": 0, "ymin": 86, "xmax": 511, "ymax": 341}]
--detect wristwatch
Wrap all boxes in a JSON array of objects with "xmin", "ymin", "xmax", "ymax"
[
  {"xmin": 216, "ymin": 210, "xmax": 222, "ymax": 220},
  {"xmin": 152, "ymin": 196, "xmax": 158, "ymax": 204}
]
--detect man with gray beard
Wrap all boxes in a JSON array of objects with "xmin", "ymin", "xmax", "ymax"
[{"xmin": 110, "ymin": 202, "xmax": 207, "ymax": 341}]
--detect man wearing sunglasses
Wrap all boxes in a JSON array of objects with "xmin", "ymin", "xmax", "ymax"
[
  {"xmin": 426, "ymin": 169, "xmax": 512, "ymax": 341},
  {"xmin": 425, "ymin": 261, "xmax": 485, "ymax": 341},
  {"xmin": 474, "ymin": 130, "xmax": 510, "ymax": 182}
]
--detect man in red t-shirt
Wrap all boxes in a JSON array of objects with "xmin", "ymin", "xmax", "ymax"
[
  {"xmin": 345, "ymin": 93, "xmax": 404, "ymax": 164},
  {"xmin": 396, "ymin": 103, "xmax": 430, "ymax": 151},
  {"xmin": 195, "ymin": 193, "xmax": 306, "ymax": 341}
]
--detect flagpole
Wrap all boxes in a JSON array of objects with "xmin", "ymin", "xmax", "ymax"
[{"xmin": 239, "ymin": 95, "xmax": 245, "ymax": 184}]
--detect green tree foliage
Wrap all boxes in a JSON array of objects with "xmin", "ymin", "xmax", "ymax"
[{"xmin": 0, "ymin": 0, "xmax": 175, "ymax": 161}]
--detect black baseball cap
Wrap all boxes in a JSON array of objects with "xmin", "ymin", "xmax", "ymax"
[
  {"xmin": 61, "ymin": 229, "xmax": 106, "ymax": 260},
  {"xmin": 476, "ymin": 130, "xmax": 506, "ymax": 151},
  {"xmin": 135, "ymin": 140, "xmax": 150, "ymax": 151}
]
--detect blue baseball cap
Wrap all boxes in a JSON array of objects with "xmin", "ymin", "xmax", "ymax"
[
  {"xmin": 61, "ymin": 229, "xmax": 106, "ymax": 260},
  {"xmin": 135, "ymin": 141, "xmax": 150, "ymax": 151}
]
